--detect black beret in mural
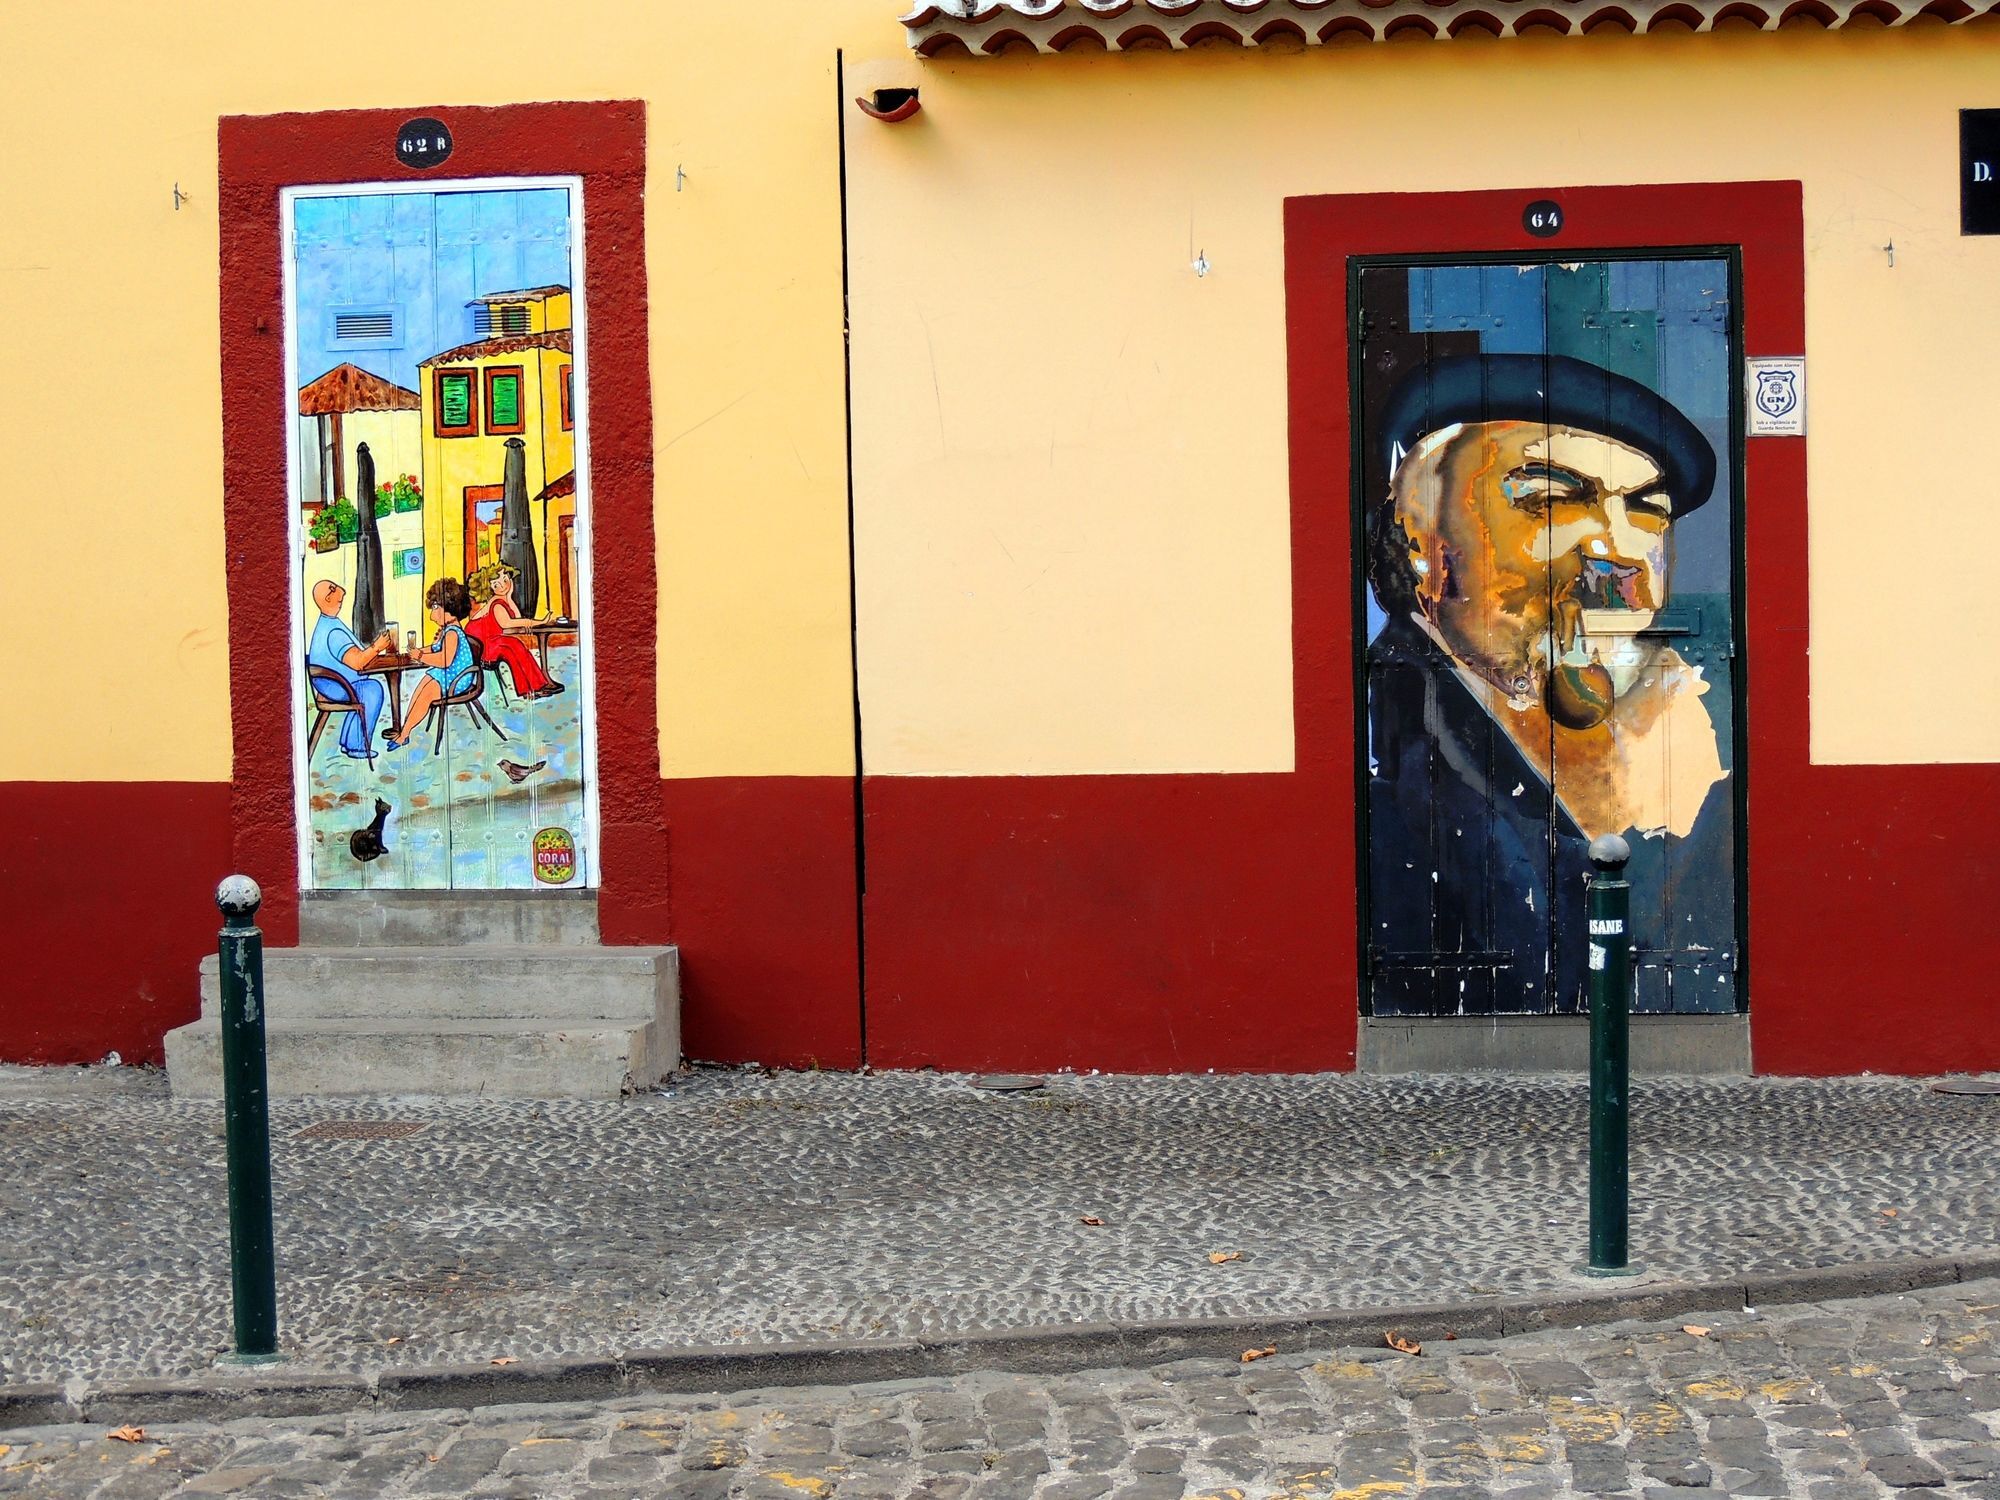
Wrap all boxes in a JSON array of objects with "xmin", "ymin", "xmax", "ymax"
[{"xmin": 1380, "ymin": 353, "xmax": 1717, "ymax": 516}]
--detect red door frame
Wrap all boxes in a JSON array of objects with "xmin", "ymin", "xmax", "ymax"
[
  {"xmin": 218, "ymin": 100, "xmax": 665, "ymax": 947},
  {"xmin": 1283, "ymin": 181, "xmax": 1997, "ymax": 1075},
  {"xmin": 1285, "ymin": 183, "xmax": 1800, "ymax": 1060}
]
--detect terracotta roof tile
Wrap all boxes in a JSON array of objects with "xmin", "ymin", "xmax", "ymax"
[
  {"xmin": 900, "ymin": 0, "xmax": 1998, "ymax": 50},
  {"xmin": 297, "ymin": 362, "xmax": 420, "ymax": 416},
  {"xmin": 418, "ymin": 329, "xmax": 573, "ymax": 368}
]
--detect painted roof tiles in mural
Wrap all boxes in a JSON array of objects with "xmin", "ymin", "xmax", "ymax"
[
  {"xmin": 537, "ymin": 470, "xmax": 577, "ymax": 502},
  {"xmin": 418, "ymin": 329, "xmax": 574, "ymax": 369},
  {"xmin": 298, "ymin": 362, "xmax": 421, "ymax": 416},
  {"xmin": 472, "ymin": 285, "xmax": 571, "ymax": 305},
  {"xmin": 900, "ymin": 0, "xmax": 1999, "ymax": 51}
]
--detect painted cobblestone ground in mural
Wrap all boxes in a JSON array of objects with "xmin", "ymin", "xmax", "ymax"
[
  {"xmin": 304, "ymin": 645, "xmax": 586, "ymax": 890},
  {"xmin": 6, "ymin": 1282, "xmax": 2000, "ymax": 1497},
  {"xmin": 3, "ymin": 1070, "xmax": 1997, "ymax": 1390}
]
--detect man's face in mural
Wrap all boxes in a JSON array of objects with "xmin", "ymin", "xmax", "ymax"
[{"xmin": 1389, "ymin": 419, "xmax": 1674, "ymax": 728}]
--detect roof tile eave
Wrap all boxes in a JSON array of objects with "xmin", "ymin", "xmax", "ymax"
[
  {"xmin": 901, "ymin": 0, "xmax": 2000, "ymax": 47},
  {"xmin": 469, "ymin": 285, "xmax": 571, "ymax": 306},
  {"xmin": 417, "ymin": 329, "xmax": 575, "ymax": 369}
]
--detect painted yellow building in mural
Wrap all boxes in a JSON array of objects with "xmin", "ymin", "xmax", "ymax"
[{"xmin": 417, "ymin": 286, "xmax": 578, "ymax": 617}]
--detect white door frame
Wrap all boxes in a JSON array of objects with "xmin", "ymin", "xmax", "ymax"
[{"xmin": 280, "ymin": 175, "xmax": 603, "ymax": 890}]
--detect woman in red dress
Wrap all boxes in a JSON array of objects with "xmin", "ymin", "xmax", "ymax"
[{"xmin": 465, "ymin": 566, "xmax": 562, "ymax": 698}]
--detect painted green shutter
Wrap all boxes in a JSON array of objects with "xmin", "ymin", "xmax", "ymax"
[
  {"xmin": 439, "ymin": 372, "xmax": 471, "ymax": 429},
  {"xmin": 489, "ymin": 374, "xmax": 520, "ymax": 429}
]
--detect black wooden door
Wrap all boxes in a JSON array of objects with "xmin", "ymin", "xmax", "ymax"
[{"xmin": 1356, "ymin": 256, "xmax": 1741, "ymax": 1017}]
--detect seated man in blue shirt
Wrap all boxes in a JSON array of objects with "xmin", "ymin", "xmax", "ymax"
[{"xmin": 307, "ymin": 579, "xmax": 394, "ymax": 759}]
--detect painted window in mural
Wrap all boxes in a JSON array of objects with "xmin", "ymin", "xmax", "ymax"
[
  {"xmin": 288, "ymin": 182, "xmax": 592, "ymax": 891},
  {"xmin": 1357, "ymin": 257, "xmax": 1740, "ymax": 1017}
]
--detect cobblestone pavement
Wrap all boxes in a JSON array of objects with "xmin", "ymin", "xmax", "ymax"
[
  {"xmin": 6, "ymin": 1279, "xmax": 2000, "ymax": 1498},
  {"xmin": 3, "ymin": 1067, "xmax": 1998, "ymax": 1385}
]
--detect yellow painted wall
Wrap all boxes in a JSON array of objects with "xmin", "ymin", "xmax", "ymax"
[
  {"xmin": 3, "ymin": 7, "xmax": 1996, "ymax": 788},
  {"xmin": 0, "ymin": 0, "xmax": 864, "ymax": 784},
  {"xmin": 843, "ymin": 22, "xmax": 2000, "ymax": 773}
]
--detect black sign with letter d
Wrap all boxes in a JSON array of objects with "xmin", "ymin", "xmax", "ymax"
[{"xmin": 1965, "ymin": 110, "xmax": 2000, "ymax": 235}]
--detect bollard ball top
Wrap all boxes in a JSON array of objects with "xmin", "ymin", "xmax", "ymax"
[
  {"xmin": 1587, "ymin": 833, "xmax": 1632, "ymax": 872},
  {"xmin": 215, "ymin": 874, "xmax": 263, "ymax": 916}
]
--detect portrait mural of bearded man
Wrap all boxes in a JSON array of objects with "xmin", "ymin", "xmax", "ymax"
[{"xmin": 1355, "ymin": 258, "xmax": 1743, "ymax": 1019}]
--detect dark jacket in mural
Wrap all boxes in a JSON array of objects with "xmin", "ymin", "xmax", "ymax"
[{"xmin": 1365, "ymin": 615, "xmax": 1736, "ymax": 1018}]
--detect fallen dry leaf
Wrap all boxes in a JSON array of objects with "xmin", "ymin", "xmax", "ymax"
[
  {"xmin": 1384, "ymin": 1331, "xmax": 1422, "ymax": 1356},
  {"xmin": 384, "ymin": 1337, "xmax": 403, "ymax": 1346},
  {"xmin": 490, "ymin": 1356, "xmax": 518, "ymax": 1366},
  {"xmin": 1079, "ymin": 1216, "xmax": 1104, "ymax": 1227},
  {"xmin": 1682, "ymin": 1325, "xmax": 1711, "ymax": 1338},
  {"xmin": 1881, "ymin": 1208, "xmax": 1900, "ymax": 1218},
  {"xmin": 106, "ymin": 1427, "xmax": 146, "ymax": 1444},
  {"xmin": 1240, "ymin": 1346, "xmax": 1277, "ymax": 1363},
  {"xmin": 1208, "ymin": 1251, "xmax": 1243, "ymax": 1265}
]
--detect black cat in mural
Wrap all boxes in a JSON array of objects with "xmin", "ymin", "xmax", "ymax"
[{"xmin": 349, "ymin": 799, "xmax": 391, "ymax": 863}]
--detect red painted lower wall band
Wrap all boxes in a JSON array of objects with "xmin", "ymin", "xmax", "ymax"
[
  {"xmin": 658, "ymin": 776, "xmax": 862, "ymax": 1069},
  {"xmin": 860, "ymin": 772, "xmax": 1354, "ymax": 1074},
  {"xmin": 2, "ymin": 769, "xmax": 1996, "ymax": 1074},
  {"xmin": 1, "ymin": 782, "xmax": 232, "ymax": 1066}
]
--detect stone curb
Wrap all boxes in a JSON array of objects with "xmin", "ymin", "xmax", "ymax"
[{"xmin": 10, "ymin": 1252, "xmax": 1996, "ymax": 1430}]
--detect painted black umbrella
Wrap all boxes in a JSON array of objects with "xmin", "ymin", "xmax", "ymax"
[
  {"xmin": 498, "ymin": 436, "xmax": 541, "ymax": 617},
  {"xmin": 350, "ymin": 440, "xmax": 386, "ymax": 644}
]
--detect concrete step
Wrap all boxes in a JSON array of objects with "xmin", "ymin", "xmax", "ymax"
[
  {"xmin": 300, "ymin": 891, "xmax": 600, "ymax": 947},
  {"xmin": 163, "ymin": 1015, "xmax": 675, "ymax": 1100},
  {"xmin": 196, "ymin": 946, "xmax": 676, "ymax": 1021}
]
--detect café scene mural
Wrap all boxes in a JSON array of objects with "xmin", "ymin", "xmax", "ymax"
[{"xmin": 290, "ymin": 183, "xmax": 592, "ymax": 890}]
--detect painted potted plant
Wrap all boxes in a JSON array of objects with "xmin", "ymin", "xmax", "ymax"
[
  {"xmin": 310, "ymin": 496, "xmax": 359, "ymax": 551},
  {"xmin": 380, "ymin": 473, "xmax": 423, "ymax": 513}
]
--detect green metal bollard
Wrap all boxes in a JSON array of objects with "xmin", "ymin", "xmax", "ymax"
[
  {"xmin": 216, "ymin": 875, "xmax": 281, "ymax": 1362},
  {"xmin": 1582, "ymin": 834, "xmax": 1640, "ymax": 1277}
]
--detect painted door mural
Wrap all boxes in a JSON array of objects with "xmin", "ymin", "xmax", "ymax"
[
  {"xmin": 1357, "ymin": 256, "xmax": 1740, "ymax": 1016},
  {"xmin": 288, "ymin": 182, "xmax": 593, "ymax": 890}
]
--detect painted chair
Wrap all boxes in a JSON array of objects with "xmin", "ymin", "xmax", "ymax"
[
  {"xmin": 483, "ymin": 649, "xmax": 514, "ymax": 707},
  {"xmin": 416, "ymin": 633, "xmax": 508, "ymax": 753},
  {"xmin": 306, "ymin": 664, "xmax": 375, "ymax": 768}
]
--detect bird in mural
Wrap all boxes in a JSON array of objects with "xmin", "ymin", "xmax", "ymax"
[
  {"xmin": 348, "ymin": 799, "xmax": 392, "ymax": 863},
  {"xmin": 498, "ymin": 758, "xmax": 547, "ymax": 786}
]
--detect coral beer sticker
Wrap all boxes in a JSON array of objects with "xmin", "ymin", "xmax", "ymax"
[{"xmin": 532, "ymin": 826, "xmax": 577, "ymax": 885}]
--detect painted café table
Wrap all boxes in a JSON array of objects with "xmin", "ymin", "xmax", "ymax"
[{"xmin": 354, "ymin": 616, "xmax": 578, "ymax": 735}]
